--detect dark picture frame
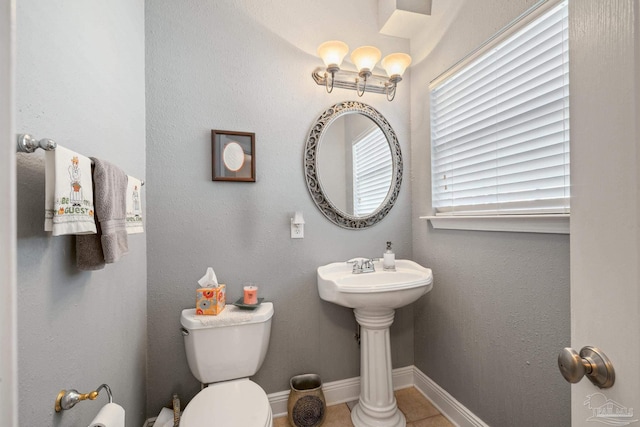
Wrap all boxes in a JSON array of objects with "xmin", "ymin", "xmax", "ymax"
[{"xmin": 211, "ymin": 130, "xmax": 256, "ymax": 182}]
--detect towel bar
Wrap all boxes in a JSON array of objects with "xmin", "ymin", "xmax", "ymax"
[
  {"xmin": 55, "ymin": 383, "xmax": 113, "ymax": 412},
  {"xmin": 17, "ymin": 133, "xmax": 144, "ymax": 186}
]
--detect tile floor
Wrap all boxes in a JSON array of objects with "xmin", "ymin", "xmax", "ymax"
[{"xmin": 274, "ymin": 387, "xmax": 455, "ymax": 427}]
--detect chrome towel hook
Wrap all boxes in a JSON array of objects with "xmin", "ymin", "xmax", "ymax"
[{"xmin": 55, "ymin": 383, "xmax": 113, "ymax": 412}]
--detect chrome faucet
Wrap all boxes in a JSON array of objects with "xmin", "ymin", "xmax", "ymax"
[{"xmin": 347, "ymin": 258, "xmax": 376, "ymax": 274}]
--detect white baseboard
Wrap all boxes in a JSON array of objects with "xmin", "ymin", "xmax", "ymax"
[
  {"xmin": 412, "ymin": 368, "xmax": 490, "ymax": 427},
  {"xmin": 268, "ymin": 365, "xmax": 488, "ymax": 427},
  {"xmin": 141, "ymin": 367, "xmax": 488, "ymax": 426},
  {"xmin": 392, "ymin": 365, "xmax": 415, "ymax": 390}
]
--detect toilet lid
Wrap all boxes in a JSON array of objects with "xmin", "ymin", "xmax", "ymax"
[{"xmin": 180, "ymin": 379, "xmax": 272, "ymax": 427}]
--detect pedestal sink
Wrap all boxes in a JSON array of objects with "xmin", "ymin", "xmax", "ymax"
[{"xmin": 317, "ymin": 259, "xmax": 433, "ymax": 427}]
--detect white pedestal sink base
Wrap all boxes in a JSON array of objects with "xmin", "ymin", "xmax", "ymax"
[{"xmin": 351, "ymin": 308, "xmax": 406, "ymax": 427}]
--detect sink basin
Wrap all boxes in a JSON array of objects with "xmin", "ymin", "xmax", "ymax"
[{"xmin": 317, "ymin": 259, "xmax": 433, "ymax": 309}]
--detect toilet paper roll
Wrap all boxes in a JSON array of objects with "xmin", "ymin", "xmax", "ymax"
[
  {"xmin": 154, "ymin": 407, "xmax": 174, "ymax": 427},
  {"xmin": 88, "ymin": 402, "xmax": 125, "ymax": 427}
]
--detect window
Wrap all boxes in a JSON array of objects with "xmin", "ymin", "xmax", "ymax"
[
  {"xmin": 353, "ymin": 126, "xmax": 393, "ymax": 216},
  {"xmin": 430, "ymin": 0, "xmax": 569, "ymax": 219}
]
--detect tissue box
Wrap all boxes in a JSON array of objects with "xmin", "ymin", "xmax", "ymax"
[{"xmin": 196, "ymin": 284, "xmax": 226, "ymax": 315}]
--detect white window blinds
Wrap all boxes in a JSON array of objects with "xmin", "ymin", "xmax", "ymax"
[
  {"xmin": 353, "ymin": 127, "xmax": 393, "ymax": 216},
  {"xmin": 430, "ymin": 0, "xmax": 569, "ymax": 216}
]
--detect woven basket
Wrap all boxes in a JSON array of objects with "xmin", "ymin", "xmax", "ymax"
[{"xmin": 287, "ymin": 374, "xmax": 326, "ymax": 427}]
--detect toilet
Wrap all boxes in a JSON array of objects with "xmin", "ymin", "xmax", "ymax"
[{"xmin": 179, "ymin": 302, "xmax": 274, "ymax": 427}]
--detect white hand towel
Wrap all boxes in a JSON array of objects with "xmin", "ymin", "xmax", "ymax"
[
  {"xmin": 44, "ymin": 145, "xmax": 97, "ymax": 236},
  {"xmin": 88, "ymin": 402, "xmax": 125, "ymax": 427},
  {"xmin": 125, "ymin": 175, "xmax": 144, "ymax": 234}
]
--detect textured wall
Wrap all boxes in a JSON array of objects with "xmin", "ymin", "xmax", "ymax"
[
  {"xmin": 15, "ymin": 1, "xmax": 147, "ymax": 426},
  {"xmin": 409, "ymin": 1, "xmax": 571, "ymax": 426},
  {"xmin": 145, "ymin": 0, "xmax": 413, "ymax": 418}
]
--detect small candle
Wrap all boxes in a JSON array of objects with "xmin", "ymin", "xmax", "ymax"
[{"xmin": 243, "ymin": 285, "xmax": 258, "ymax": 305}]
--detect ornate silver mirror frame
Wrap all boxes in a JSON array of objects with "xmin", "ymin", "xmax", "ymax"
[{"xmin": 304, "ymin": 101, "xmax": 403, "ymax": 229}]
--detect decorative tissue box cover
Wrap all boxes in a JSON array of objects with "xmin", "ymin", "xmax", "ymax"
[{"xmin": 196, "ymin": 285, "xmax": 226, "ymax": 315}]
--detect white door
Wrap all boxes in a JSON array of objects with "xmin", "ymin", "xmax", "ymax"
[
  {"xmin": 0, "ymin": 1, "xmax": 17, "ymax": 427},
  {"xmin": 569, "ymin": 1, "xmax": 639, "ymax": 425}
]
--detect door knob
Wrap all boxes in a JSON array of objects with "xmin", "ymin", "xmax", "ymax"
[{"xmin": 557, "ymin": 346, "xmax": 615, "ymax": 388}]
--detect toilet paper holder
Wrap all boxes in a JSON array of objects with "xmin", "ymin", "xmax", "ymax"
[{"xmin": 55, "ymin": 383, "xmax": 113, "ymax": 412}]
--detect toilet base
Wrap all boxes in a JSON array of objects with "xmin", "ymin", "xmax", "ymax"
[{"xmin": 179, "ymin": 379, "xmax": 272, "ymax": 427}]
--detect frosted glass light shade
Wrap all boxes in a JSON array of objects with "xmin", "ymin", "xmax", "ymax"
[
  {"xmin": 317, "ymin": 41, "xmax": 349, "ymax": 68},
  {"xmin": 351, "ymin": 46, "xmax": 382, "ymax": 72},
  {"xmin": 382, "ymin": 53, "xmax": 412, "ymax": 78}
]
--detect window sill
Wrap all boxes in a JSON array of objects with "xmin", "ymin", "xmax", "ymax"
[{"xmin": 420, "ymin": 214, "xmax": 569, "ymax": 234}]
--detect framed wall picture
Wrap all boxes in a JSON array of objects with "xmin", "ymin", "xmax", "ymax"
[{"xmin": 211, "ymin": 130, "xmax": 256, "ymax": 182}]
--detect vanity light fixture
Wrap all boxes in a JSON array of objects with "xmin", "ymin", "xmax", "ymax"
[{"xmin": 313, "ymin": 40, "xmax": 411, "ymax": 101}]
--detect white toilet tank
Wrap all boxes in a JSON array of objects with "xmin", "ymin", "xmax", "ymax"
[{"xmin": 180, "ymin": 302, "xmax": 273, "ymax": 384}]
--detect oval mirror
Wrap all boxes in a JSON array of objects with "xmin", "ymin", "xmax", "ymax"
[{"xmin": 304, "ymin": 101, "xmax": 403, "ymax": 229}]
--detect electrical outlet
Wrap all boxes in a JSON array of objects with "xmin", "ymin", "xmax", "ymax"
[{"xmin": 291, "ymin": 223, "xmax": 304, "ymax": 239}]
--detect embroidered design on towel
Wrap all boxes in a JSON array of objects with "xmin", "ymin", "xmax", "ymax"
[
  {"xmin": 125, "ymin": 175, "xmax": 144, "ymax": 234},
  {"xmin": 45, "ymin": 146, "xmax": 97, "ymax": 236},
  {"xmin": 57, "ymin": 156, "xmax": 94, "ymax": 219}
]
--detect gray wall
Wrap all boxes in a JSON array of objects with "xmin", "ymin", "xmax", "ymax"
[
  {"xmin": 15, "ymin": 1, "xmax": 147, "ymax": 426},
  {"xmin": 145, "ymin": 0, "xmax": 414, "ymax": 417},
  {"xmin": 409, "ymin": 1, "xmax": 571, "ymax": 426}
]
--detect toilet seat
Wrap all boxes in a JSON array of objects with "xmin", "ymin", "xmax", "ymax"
[{"xmin": 180, "ymin": 379, "xmax": 272, "ymax": 427}]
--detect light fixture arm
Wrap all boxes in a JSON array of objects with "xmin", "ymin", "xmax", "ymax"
[
  {"xmin": 385, "ymin": 74, "xmax": 402, "ymax": 102},
  {"xmin": 325, "ymin": 64, "xmax": 340, "ymax": 94},
  {"xmin": 385, "ymin": 83, "xmax": 396, "ymax": 102},
  {"xmin": 356, "ymin": 69, "xmax": 372, "ymax": 97},
  {"xmin": 356, "ymin": 77, "xmax": 366, "ymax": 97},
  {"xmin": 325, "ymin": 71, "xmax": 335, "ymax": 93}
]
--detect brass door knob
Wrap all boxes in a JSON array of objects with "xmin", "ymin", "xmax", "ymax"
[{"xmin": 557, "ymin": 346, "xmax": 615, "ymax": 389}]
